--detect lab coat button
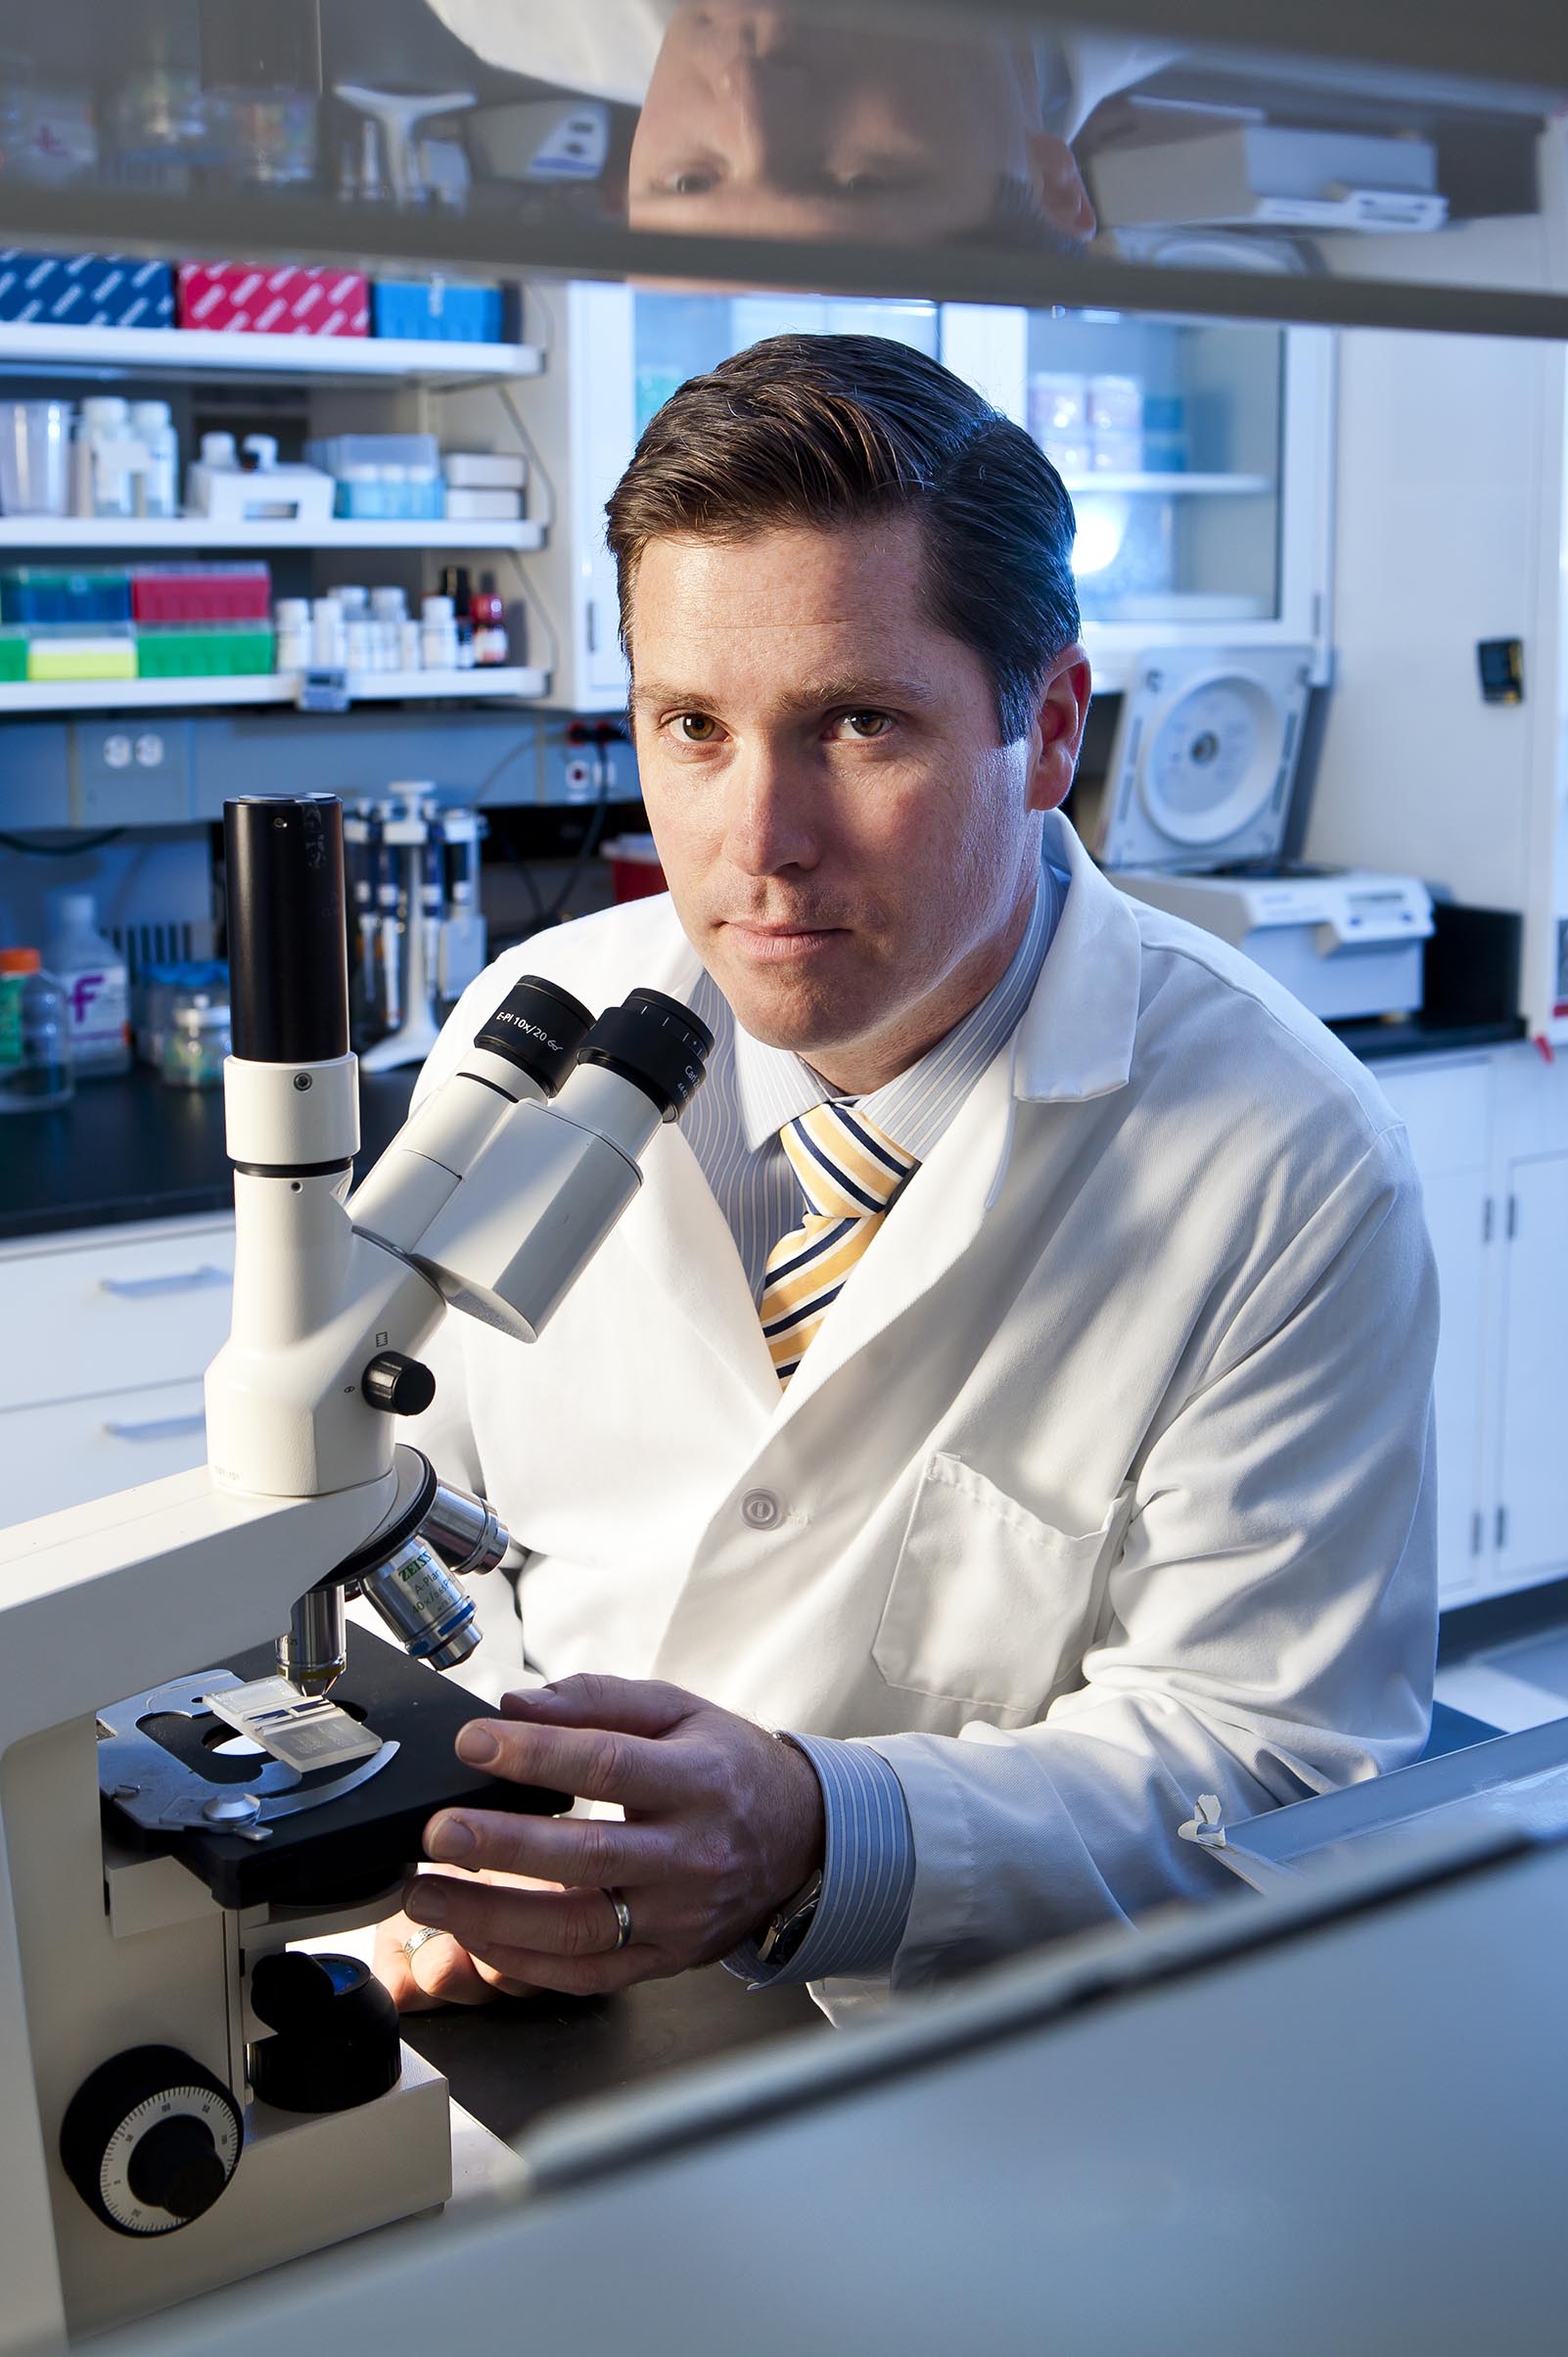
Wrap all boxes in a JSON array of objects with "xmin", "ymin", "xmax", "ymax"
[{"xmin": 740, "ymin": 1489, "xmax": 781, "ymax": 1531}]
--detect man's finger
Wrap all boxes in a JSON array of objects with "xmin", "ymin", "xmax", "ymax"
[
  {"xmin": 500, "ymin": 1674, "xmax": 701, "ymax": 1739},
  {"xmin": 424, "ymin": 1804, "xmax": 676, "ymax": 1888},
  {"xmin": 372, "ymin": 1912, "xmax": 492, "ymax": 2013},
  {"xmin": 455, "ymin": 1713, "xmax": 700, "ymax": 1811},
  {"xmin": 404, "ymin": 1870, "xmax": 630, "ymax": 1964}
]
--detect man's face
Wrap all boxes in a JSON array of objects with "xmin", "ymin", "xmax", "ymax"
[
  {"xmin": 628, "ymin": 518, "xmax": 1088, "ymax": 1084},
  {"xmin": 628, "ymin": 3, "xmax": 1094, "ymax": 246}
]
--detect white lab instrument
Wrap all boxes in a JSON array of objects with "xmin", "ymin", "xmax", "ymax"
[
  {"xmin": 466, "ymin": 97, "xmax": 612, "ymax": 185},
  {"xmin": 1092, "ymin": 124, "xmax": 1449, "ymax": 235},
  {"xmin": 94, "ymin": 1766, "xmax": 1568, "ymax": 2357},
  {"xmin": 1086, "ymin": 647, "xmax": 1434, "ymax": 1021},
  {"xmin": 185, "ymin": 434, "xmax": 335, "ymax": 528},
  {"xmin": 0, "ymin": 792, "xmax": 713, "ymax": 2347}
]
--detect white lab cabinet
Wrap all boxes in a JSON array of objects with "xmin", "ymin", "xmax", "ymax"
[
  {"xmin": 1379, "ymin": 1044, "xmax": 1568, "ymax": 1607},
  {"xmin": 1494, "ymin": 1153, "xmax": 1568, "ymax": 1588},
  {"xmin": 0, "ymin": 1214, "xmax": 233, "ymax": 1520},
  {"xmin": 1375, "ymin": 1053, "xmax": 1497, "ymax": 1600},
  {"xmin": 511, "ymin": 285, "xmax": 1335, "ymax": 710}
]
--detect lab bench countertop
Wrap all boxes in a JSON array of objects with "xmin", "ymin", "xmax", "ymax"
[
  {"xmin": 0, "ymin": 1013, "xmax": 1531, "ymax": 1248},
  {"xmin": 0, "ymin": 1064, "xmax": 420, "ymax": 1244},
  {"xmin": 402, "ymin": 1965, "xmax": 821, "ymax": 2149}
]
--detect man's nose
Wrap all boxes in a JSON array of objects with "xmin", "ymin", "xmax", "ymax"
[
  {"xmin": 696, "ymin": 6, "xmax": 799, "ymax": 62},
  {"xmin": 697, "ymin": 10, "xmax": 814, "ymax": 182},
  {"xmin": 721, "ymin": 749, "xmax": 819, "ymax": 878}
]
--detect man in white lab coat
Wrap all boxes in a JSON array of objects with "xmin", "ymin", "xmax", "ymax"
[{"xmin": 378, "ymin": 334, "xmax": 1437, "ymax": 2022}]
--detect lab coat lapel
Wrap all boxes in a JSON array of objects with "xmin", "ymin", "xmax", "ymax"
[{"xmin": 618, "ymin": 1120, "xmax": 782, "ymax": 1415}]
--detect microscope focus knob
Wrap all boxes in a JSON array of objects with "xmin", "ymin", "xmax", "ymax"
[
  {"xmin": 60, "ymin": 2045, "xmax": 243, "ymax": 2237},
  {"xmin": 361, "ymin": 1351, "xmax": 437, "ymax": 1416}
]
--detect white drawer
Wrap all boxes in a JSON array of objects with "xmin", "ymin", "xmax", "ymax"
[
  {"xmin": 0, "ymin": 1221, "xmax": 235, "ymax": 1412},
  {"xmin": 0, "ymin": 1378, "xmax": 208, "ymax": 1527},
  {"xmin": 1373, "ymin": 1058, "xmax": 1493, "ymax": 1179}
]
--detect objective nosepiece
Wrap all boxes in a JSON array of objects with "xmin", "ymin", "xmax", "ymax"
[
  {"xmin": 224, "ymin": 796, "xmax": 349, "ymax": 1065},
  {"xmin": 359, "ymin": 1536, "xmax": 481, "ymax": 1672}
]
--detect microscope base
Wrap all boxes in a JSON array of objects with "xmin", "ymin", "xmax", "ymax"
[{"xmin": 65, "ymin": 2045, "xmax": 452, "ymax": 2339}]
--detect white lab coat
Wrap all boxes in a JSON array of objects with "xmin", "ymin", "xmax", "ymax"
[{"xmin": 402, "ymin": 811, "xmax": 1438, "ymax": 2012}]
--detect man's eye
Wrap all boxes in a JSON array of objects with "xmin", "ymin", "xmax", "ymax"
[
  {"xmin": 667, "ymin": 169, "xmax": 718, "ymax": 196},
  {"xmin": 675, "ymin": 713, "xmax": 719, "ymax": 742},
  {"xmin": 838, "ymin": 711, "xmax": 893, "ymax": 739}
]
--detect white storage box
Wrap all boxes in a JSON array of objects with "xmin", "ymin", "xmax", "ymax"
[
  {"xmin": 444, "ymin": 486, "xmax": 523, "ymax": 521},
  {"xmin": 443, "ymin": 451, "xmax": 528, "ymax": 490}
]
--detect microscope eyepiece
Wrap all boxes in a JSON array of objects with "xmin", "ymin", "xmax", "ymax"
[
  {"xmin": 224, "ymin": 796, "xmax": 349, "ymax": 1066},
  {"xmin": 473, "ymin": 975, "xmax": 595, "ymax": 1098},
  {"xmin": 577, "ymin": 988, "xmax": 714, "ymax": 1122}
]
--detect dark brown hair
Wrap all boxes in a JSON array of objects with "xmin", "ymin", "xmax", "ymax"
[{"xmin": 605, "ymin": 334, "xmax": 1080, "ymax": 745}]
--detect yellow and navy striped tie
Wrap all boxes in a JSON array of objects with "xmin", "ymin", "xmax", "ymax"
[{"xmin": 760, "ymin": 1102, "xmax": 919, "ymax": 1385}]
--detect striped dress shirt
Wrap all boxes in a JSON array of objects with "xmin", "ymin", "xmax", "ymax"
[{"xmin": 682, "ymin": 856, "xmax": 1067, "ymax": 1987}]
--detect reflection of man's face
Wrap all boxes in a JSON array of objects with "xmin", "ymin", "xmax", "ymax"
[{"xmin": 628, "ymin": 3, "xmax": 1095, "ymax": 247}]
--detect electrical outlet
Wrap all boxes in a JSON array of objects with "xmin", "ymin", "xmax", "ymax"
[{"xmin": 71, "ymin": 720, "xmax": 193, "ymax": 826}]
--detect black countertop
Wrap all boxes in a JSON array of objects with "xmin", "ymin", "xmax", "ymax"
[
  {"xmin": 401, "ymin": 1966, "xmax": 822, "ymax": 2149},
  {"xmin": 0, "ymin": 1065, "xmax": 419, "ymax": 1243},
  {"xmin": 0, "ymin": 1012, "xmax": 1531, "ymax": 1247}
]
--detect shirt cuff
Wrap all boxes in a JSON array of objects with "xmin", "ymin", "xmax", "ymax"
[{"xmin": 723, "ymin": 1733, "xmax": 916, "ymax": 1989}]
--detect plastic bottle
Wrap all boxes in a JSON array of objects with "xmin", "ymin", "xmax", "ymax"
[
  {"xmin": 42, "ymin": 892, "xmax": 131, "ymax": 1078},
  {"xmin": 129, "ymin": 399, "xmax": 179, "ymax": 519},
  {"xmin": 0, "ymin": 947, "xmax": 74, "ymax": 1112},
  {"xmin": 76, "ymin": 396, "xmax": 136, "ymax": 520}
]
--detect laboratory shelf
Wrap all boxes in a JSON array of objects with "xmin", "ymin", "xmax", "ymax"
[
  {"xmin": 1059, "ymin": 473, "xmax": 1276, "ymax": 496},
  {"xmin": 0, "ymin": 322, "xmax": 543, "ymax": 384},
  {"xmin": 0, "ymin": 517, "xmax": 546, "ymax": 553},
  {"xmin": 0, "ymin": 666, "xmax": 549, "ymax": 714}
]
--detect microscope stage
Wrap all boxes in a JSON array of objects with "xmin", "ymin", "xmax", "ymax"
[{"xmin": 101, "ymin": 1626, "xmax": 570, "ymax": 1912}]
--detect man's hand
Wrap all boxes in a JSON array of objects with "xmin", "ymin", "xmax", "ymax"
[
  {"xmin": 374, "ymin": 1871, "xmax": 560, "ymax": 2011},
  {"xmin": 394, "ymin": 1675, "xmax": 825, "ymax": 1998}
]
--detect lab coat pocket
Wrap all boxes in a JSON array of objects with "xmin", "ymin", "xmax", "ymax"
[{"xmin": 873, "ymin": 1455, "xmax": 1130, "ymax": 1720}]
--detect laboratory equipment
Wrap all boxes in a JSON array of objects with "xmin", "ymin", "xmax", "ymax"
[
  {"xmin": 333, "ymin": 85, "xmax": 476, "ymax": 210},
  {"xmin": 160, "ymin": 991, "xmax": 231, "ymax": 1089},
  {"xmin": 0, "ymin": 790, "xmax": 714, "ymax": 2343},
  {"xmin": 304, "ymin": 433, "xmax": 444, "ymax": 521},
  {"xmin": 1082, "ymin": 647, "xmax": 1435, "ymax": 1022},
  {"xmin": 0, "ymin": 947, "xmax": 72, "ymax": 1111},
  {"xmin": 43, "ymin": 889, "xmax": 131, "ymax": 1078},
  {"xmin": 350, "ymin": 790, "xmax": 487, "ymax": 1068},
  {"xmin": 0, "ymin": 399, "xmax": 72, "ymax": 516},
  {"xmin": 87, "ymin": 1771, "xmax": 1568, "ymax": 2357},
  {"xmin": 466, "ymin": 97, "xmax": 612, "ymax": 186},
  {"xmin": 185, "ymin": 435, "xmax": 335, "ymax": 529},
  {"xmin": 1091, "ymin": 124, "xmax": 1449, "ymax": 237}
]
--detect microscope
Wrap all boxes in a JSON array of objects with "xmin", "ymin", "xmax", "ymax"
[{"xmin": 0, "ymin": 795, "xmax": 712, "ymax": 2349}]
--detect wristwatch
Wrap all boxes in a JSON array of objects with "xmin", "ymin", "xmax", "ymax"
[{"xmin": 753, "ymin": 1869, "xmax": 823, "ymax": 1970}]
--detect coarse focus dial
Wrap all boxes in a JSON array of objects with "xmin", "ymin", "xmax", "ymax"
[{"xmin": 60, "ymin": 2045, "xmax": 243, "ymax": 2237}]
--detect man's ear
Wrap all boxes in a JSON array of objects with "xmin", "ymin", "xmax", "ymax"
[
  {"xmin": 1025, "ymin": 646, "xmax": 1092, "ymax": 814},
  {"xmin": 1025, "ymin": 130, "xmax": 1096, "ymax": 245}
]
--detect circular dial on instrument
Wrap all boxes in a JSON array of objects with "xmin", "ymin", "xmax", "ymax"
[{"xmin": 60, "ymin": 2045, "xmax": 243, "ymax": 2237}]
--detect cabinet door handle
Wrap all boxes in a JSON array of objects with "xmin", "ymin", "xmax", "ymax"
[
  {"xmin": 103, "ymin": 1411, "xmax": 208, "ymax": 1444},
  {"xmin": 98, "ymin": 1266, "xmax": 231, "ymax": 1301}
]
